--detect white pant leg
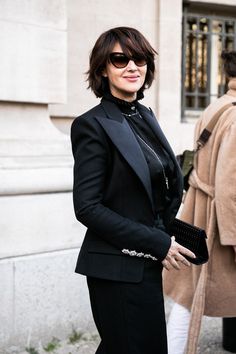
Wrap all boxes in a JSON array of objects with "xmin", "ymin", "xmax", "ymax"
[{"xmin": 167, "ymin": 302, "xmax": 191, "ymax": 354}]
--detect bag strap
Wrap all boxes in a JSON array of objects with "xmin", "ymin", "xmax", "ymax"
[{"xmin": 196, "ymin": 101, "xmax": 236, "ymax": 151}]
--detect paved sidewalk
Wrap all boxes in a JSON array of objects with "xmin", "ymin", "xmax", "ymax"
[{"xmin": 4, "ymin": 298, "xmax": 232, "ymax": 354}]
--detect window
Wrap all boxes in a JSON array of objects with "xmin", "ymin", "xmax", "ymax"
[{"xmin": 182, "ymin": 3, "xmax": 236, "ymax": 119}]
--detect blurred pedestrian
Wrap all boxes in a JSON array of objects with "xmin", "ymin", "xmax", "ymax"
[
  {"xmin": 164, "ymin": 50, "xmax": 236, "ymax": 354},
  {"xmin": 71, "ymin": 26, "xmax": 195, "ymax": 354}
]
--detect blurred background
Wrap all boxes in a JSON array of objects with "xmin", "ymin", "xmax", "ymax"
[{"xmin": 0, "ymin": 0, "xmax": 236, "ymax": 350}]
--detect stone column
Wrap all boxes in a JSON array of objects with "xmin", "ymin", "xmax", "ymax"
[
  {"xmin": 156, "ymin": 0, "xmax": 195, "ymax": 153},
  {"xmin": 0, "ymin": 0, "xmax": 90, "ymax": 348}
]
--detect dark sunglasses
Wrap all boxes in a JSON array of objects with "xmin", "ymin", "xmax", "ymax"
[{"xmin": 109, "ymin": 52, "xmax": 147, "ymax": 68}]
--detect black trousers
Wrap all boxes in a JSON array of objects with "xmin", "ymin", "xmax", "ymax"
[
  {"xmin": 87, "ymin": 261, "xmax": 167, "ymax": 354},
  {"xmin": 222, "ymin": 317, "xmax": 236, "ymax": 353}
]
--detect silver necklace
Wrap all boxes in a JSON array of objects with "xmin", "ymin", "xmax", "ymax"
[
  {"xmin": 122, "ymin": 110, "xmax": 142, "ymax": 119},
  {"xmin": 136, "ymin": 134, "xmax": 169, "ymax": 190},
  {"xmin": 122, "ymin": 111, "xmax": 138, "ymax": 117}
]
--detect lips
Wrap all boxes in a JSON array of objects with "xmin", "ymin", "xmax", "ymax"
[
  {"xmin": 123, "ymin": 76, "xmax": 140, "ymax": 81},
  {"xmin": 124, "ymin": 76, "xmax": 140, "ymax": 79}
]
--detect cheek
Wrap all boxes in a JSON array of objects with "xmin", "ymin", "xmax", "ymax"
[{"xmin": 107, "ymin": 70, "xmax": 121, "ymax": 84}]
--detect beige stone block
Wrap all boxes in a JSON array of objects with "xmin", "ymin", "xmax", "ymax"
[
  {"xmin": 0, "ymin": 193, "xmax": 86, "ymax": 259},
  {"xmin": 0, "ymin": 0, "xmax": 66, "ymax": 29},
  {"xmin": 0, "ymin": 103, "xmax": 72, "ymax": 195},
  {"xmin": 157, "ymin": 0, "xmax": 182, "ymax": 144},
  {"xmin": 0, "ymin": 165, "xmax": 73, "ymax": 195},
  {"xmin": 0, "ymin": 21, "xmax": 66, "ymax": 103},
  {"xmin": 0, "ymin": 102, "xmax": 69, "ymax": 141},
  {"xmin": 0, "ymin": 261, "xmax": 14, "ymax": 345},
  {"xmin": 13, "ymin": 251, "xmax": 93, "ymax": 345},
  {"xmin": 0, "ymin": 250, "xmax": 94, "ymax": 349}
]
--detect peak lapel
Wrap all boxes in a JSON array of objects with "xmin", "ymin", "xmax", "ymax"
[
  {"xmin": 96, "ymin": 99, "xmax": 155, "ymax": 212},
  {"xmin": 138, "ymin": 103, "xmax": 183, "ymax": 198},
  {"xmin": 137, "ymin": 104, "xmax": 174, "ymax": 157}
]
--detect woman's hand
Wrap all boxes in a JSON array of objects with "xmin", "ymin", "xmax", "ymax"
[{"xmin": 162, "ymin": 236, "xmax": 196, "ymax": 271}]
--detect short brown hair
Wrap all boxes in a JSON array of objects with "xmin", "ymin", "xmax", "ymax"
[
  {"xmin": 86, "ymin": 27, "xmax": 157, "ymax": 97},
  {"xmin": 221, "ymin": 50, "xmax": 236, "ymax": 78}
]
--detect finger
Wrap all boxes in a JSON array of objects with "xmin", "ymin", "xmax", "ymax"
[
  {"xmin": 178, "ymin": 245, "xmax": 196, "ymax": 259},
  {"xmin": 163, "ymin": 262, "xmax": 170, "ymax": 271},
  {"xmin": 166, "ymin": 253, "xmax": 174, "ymax": 262},
  {"xmin": 179, "ymin": 257, "xmax": 191, "ymax": 267},
  {"xmin": 169, "ymin": 257, "xmax": 181, "ymax": 270},
  {"xmin": 162, "ymin": 260, "xmax": 170, "ymax": 271},
  {"xmin": 175, "ymin": 254, "xmax": 191, "ymax": 267}
]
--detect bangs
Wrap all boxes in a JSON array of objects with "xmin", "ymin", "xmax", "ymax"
[
  {"xmin": 121, "ymin": 41, "xmax": 147, "ymax": 59},
  {"xmin": 112, "ymin": 29, "xmax": 155, "ymax": 60}
]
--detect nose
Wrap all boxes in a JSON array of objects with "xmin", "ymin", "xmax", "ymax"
[{"xmin": 126, "ymin": 59, "xmax": 138, "ymax": 70}]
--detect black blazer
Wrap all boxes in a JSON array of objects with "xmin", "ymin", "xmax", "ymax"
[{"xmin": 71, "ymin": 98, "xmax": 183, "ymax": 282}]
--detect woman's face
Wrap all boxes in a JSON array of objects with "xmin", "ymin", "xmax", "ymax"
[{"xmin": 103, "ymin": 42, "xmax": 147, "ymax": 102}]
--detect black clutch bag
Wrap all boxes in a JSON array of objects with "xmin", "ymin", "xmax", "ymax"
[{"xmin": 169, "ymin": 218, "xmax": 209, "ymax": 265}]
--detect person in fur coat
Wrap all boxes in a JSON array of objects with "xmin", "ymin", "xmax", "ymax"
[{"xmin": 163, "ymin": 50, "xmax": 236, "ymax": 354}]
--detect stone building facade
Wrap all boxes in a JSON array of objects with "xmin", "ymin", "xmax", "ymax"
[{"xmin": 0, "ymin": 0, "xmax": 236, "ymax": 349}]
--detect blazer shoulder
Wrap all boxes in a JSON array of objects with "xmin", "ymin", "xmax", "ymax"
[
  {"xmin": 71, "ymin": 102, "xmax": 104, "ymax": 130},
  {"xmin": 137, "ymin": 102, "xmax": 155, "ymax": 115},
  {"xmin": 70, "ymin": 101, "xmax": 109, "ymax": 148}
]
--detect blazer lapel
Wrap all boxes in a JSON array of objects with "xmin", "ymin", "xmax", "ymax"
[
  {"xmin": 137, "ymin": 104, "xmax": 175, "ymax": 158},
  {"xmin": 137, "ymin": 103, "xmax": 184, "ymax": 221},
  {"xmin": 96, "ymin": 99, "xmax": 155, "ymax": 212},
  {"xmin": 138, "ymin": 104, "xmax": 183, "ymax": 176}
]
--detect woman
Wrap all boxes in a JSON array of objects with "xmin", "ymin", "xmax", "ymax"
[
  {"xmin": 71, "ymin": 26, "xmax": 195, "ymax": 354},
  {"xmin": 164, "ymin": 50, "xmax": 236, "ymax": 354}
]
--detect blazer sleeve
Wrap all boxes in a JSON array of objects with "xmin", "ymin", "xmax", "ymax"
[
  {"xmin": 215, "ymin": 119, "xmax": 236, "ymax": 246},
  {"xmin": 71, "ymin": 115, "xmax": 171, "ymax": 261}
]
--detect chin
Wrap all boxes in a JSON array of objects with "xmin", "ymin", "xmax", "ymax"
[{"xmin": 124, "ymin": 86, "xmax": 142, "ymax": 95}]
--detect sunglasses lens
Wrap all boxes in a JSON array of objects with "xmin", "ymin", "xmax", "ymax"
[
  {"xmin": 110, "ymin": 53, "xmax": 129, "ymax": 68},
  {"xmin": 109, "ymin": 53, "xmax": 147, "ymax": 68},
  {"xmin": 133, "ymin": 57, "xmax": 147, "ymax": 66}
]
